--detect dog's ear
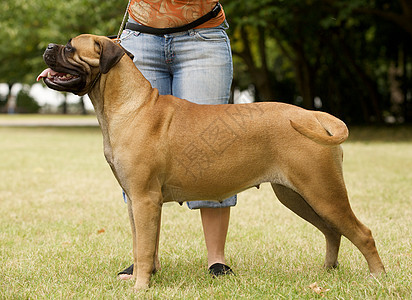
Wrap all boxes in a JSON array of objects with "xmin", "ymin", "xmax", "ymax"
[
  {"xmin": 105, "ymin": 36, "xmax": 135, "ymax": 60},
  {"xmin": 97, "ymin": 38, "xmax": 126, "ymax": 74}
]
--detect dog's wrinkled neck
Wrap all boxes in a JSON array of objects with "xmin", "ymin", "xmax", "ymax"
[
  {"xmin": 86, "ymin": 72, "xmax": 102, "ymax": 95},
  {"xmin": 88, "ymin": 57, "xmax": 154, "ymax": 121}
]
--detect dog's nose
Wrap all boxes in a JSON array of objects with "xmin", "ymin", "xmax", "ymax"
[
  {"xmin": 43, "ymin": 44, "xmax": 58, "ymax": 67},
  {"xmin": 47, "ymin": 43, "xmax": 57, "ymax": 50}
]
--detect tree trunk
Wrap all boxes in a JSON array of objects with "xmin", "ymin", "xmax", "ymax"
[
  {"xmin": 292, "ymin": 43, "xmax": 316, "ymax": 109},
  {"xmin": 80, "ymin": 96, "xmax": 87, "ymax": 115},
  {"xmin": 294, "ymin": 60, "xmax": 315, "ymax": 109},
  {"xmin": 62, "ymin": 93, "xmax": 68, "ymax": 114},
  {"xmin": 5, "ymin": 83, "xmax": 16, "ymax": 114},
  {"xmin": 402, "ymin": 41, "xmax": 412, "ymax": 123},
  {"xmin": 232, "ymin": 26, "xmax": 276, "ymax": 101},
  {"xmin": 338, "ymin": 37, "xmax": 384, "ymax": 123}
]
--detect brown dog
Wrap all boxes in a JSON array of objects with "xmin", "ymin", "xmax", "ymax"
[{"xmin": 38, "ymin": 34, "xmax": 385, "ymax": 290}]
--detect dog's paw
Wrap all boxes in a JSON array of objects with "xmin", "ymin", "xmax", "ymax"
[
  {"xmin": 153, "ymin": 259, "xmax": 161, "ymax": 274},
  {"xmin": 133, "ymin": 278, "xmax": 150, "ymax": 291},
  {"xmin": 324, "ymin": 261, "xmax": 339, "ymax": 270}
]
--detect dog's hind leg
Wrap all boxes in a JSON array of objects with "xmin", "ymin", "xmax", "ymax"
[
  {"xmin": 271, "ymin": 183, "xmax": 341, "ymax": 269},
  {"xmin": 290, "ymin": 178, "xmax": 386, "ymax": 276}
]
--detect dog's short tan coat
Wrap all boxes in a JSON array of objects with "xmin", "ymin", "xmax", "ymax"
[{"xmin": 39, "ymin": 34, "xmax": 385, "ymax": 290}]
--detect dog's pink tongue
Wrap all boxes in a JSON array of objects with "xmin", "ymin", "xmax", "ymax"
[{"xmin": 36, "ymin": 68, "xmax": 57, "ymax": 82}]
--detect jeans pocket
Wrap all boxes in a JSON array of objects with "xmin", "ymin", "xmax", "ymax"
[{"xmin": 194, "ymin": 28, "xmax": 228, "ymax": 42}]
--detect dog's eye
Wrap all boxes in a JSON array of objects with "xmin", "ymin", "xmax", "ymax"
[{"xmin": 65, "ymin": 44, "xmax": 74, "ymax": 53}]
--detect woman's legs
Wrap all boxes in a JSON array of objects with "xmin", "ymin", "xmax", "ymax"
[
  {"xmin": 119, "ymin": 25, "xmax": 235, "ymax": 277},
  {"xmin": 200, "ymin": 207, "xmax": 230, "ymax": 267},
  {"xmin": 170, "ymin": 26, "xmax": 235, "ymax": 271}
]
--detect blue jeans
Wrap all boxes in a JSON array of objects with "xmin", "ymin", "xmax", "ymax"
[{"xmin": 119, "ymin": 21, "xmax": 237, "ymax": 209}]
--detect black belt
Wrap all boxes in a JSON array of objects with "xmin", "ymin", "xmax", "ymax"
[{"xmin": 125, "ymin": 3, "xmax": 221, "ymax": 35}]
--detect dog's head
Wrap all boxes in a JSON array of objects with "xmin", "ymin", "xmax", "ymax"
[{"xmin": 37, "ymin": 34, "xmax": 133, "ymax": 95}]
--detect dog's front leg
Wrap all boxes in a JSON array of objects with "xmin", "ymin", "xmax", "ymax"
[{"xmin": 129, "ymin": 191, "xmax": 162, "ymax": 291}]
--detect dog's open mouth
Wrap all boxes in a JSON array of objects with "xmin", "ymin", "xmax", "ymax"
[
  {"xmin": 37, "ymin": 68, "xmax": 80, "ymax": 83},
  {"xmin": 37, "ymin": 67, "xmax": 84, "ymax": 93}
]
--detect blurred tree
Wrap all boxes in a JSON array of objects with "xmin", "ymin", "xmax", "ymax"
[
  {"xmin": 16, "ymin": 86, "xmax": 40, "ymax": 113},
  {"xmin": 224, "ymin": 0, "xmax": 328, "ymax": 108},
  {"xmin": 349, "ymin": 0, "xmax": 412, "ymax": 38},
  {"xmin": 223, "ymin": 0, "xmax": 411, "ymax": 123},
  {"xmin": 0, "ymin": 0, "xmax": 411, "ymax": 122},
  {"xmin": 321, "ymin": 0, "xmax": 412, "ymax": 122},
  {"xmin": 0, "ymin": 1, "xmax": 44, "ymax": 112},
  {"xmin": 0, "ymin": 0, "xmax": 126, "ymax": 113}
]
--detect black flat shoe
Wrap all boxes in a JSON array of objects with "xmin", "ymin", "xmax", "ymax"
[
  {"xmin": 208, "ymin": 263, "xmax": 234, "ymax": 277},
  {"xmin": 118, "ymin": 264, "xmax": 134, "ymax": 276}
]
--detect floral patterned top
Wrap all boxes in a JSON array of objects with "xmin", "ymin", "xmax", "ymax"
[{"xmin": 128, "ymin": 0, "xmax": 225, "ymax": 28}]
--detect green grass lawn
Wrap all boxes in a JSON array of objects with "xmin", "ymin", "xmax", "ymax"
[{"xmin": 0, "ymin": 123, "xmax": 411, "ymax": 299}]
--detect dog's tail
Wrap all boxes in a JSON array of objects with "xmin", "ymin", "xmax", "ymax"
[{"xmin": 290, "ymin": 111, "xmax": 349, "ymax": 146}]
